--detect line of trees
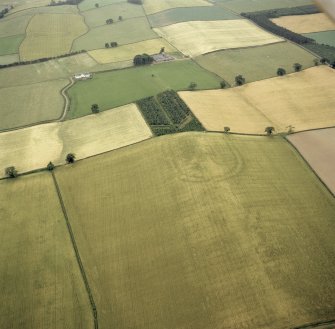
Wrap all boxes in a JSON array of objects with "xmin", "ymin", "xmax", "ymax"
[
  {"xmin": 127, "ymin": 0, "xmax": 142, "ymax": 4},
  {"xmin": 49, "ymin": 0, "xmax": 83, "ymax": 6},
  {"xmin": 0, "ymin": 6, "xmax": 12, "ymax": 19}
]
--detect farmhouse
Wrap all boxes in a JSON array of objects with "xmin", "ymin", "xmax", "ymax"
[{"xmin": 74, "ymin": 72, "xmax": 92, "ymax": 80}]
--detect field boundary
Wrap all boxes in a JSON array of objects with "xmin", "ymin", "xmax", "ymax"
[
  {"xmin": 51, "ymin": 171, "xmax": 99, "ymax": 329},
  {"xmin": 292, "ymin": 319, "xmax": 335, "ymax": 329}
]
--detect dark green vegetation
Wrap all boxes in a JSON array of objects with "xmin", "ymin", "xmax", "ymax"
[
  {"xmin": 147, "ymin": 6, "xmax": 240, "ymax": 28},
  {"xmin": 133, "ymin": 53, "xmax": 154, "ymax": 65},
  {"xmin": 66, "ymin": 60, "xmax": 222, "ymax": 119},
  {"xmin": 0, "ymin": 34, "xmax": 24, "ymax": 56},
  {"xmin": 303, "ymin": 31, "xmax": 335, "ymax": 48},
  {"xmin": 137, "ymin": 90, "xmax": 204, "ymax": 136},
  {"xmin": 195, "ymin": 42, "xmax": 316, "ymax": 85}
]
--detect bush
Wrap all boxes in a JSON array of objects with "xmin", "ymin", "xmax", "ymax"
[
  {"xmin": 277, "ymin": 68, "xmax": 286, "ymax": 76},
  {"xmin": 5, "ymin": 166, "xmax": 18, "ymax": 178}
]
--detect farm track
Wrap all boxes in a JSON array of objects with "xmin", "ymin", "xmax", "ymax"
[
  {"xmin": 51, "ymin": 171, "xmax": 99, "ymax": 329},
  {"xmin": 0, "ymin": 76, "xmax": 74, "ymax": 133}
]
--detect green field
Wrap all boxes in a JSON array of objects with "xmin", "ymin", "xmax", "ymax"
[
  {"xmin": 0, "ymin": 53, "xmax": 20, "ymax": 64},
  {"xmin": 82, "ymin": 2, "xmax": 145, "ymax": 28},
  {"xmin": 0, "ymin": 79, "xmax": 68, "ymax": 130},
  {"xmin": 148, "ymin": 6, "xmax": 240, "ymax": 28},
  {"xmin": 195, "ymin": 42, "xmax": 317, "ymax": 85},
  {"xmin": 214, "ymin": 0, "xmax": 313, "ymax": 13},
  {"xmin": 54, "ymin": 132, "xmax": 335, "ymax": 329},
  {"xmin": 78, "ymin": 0, "xmax": 126, "ymax": 12},
  {"xmin": 0, "ymin": 15, "xmax": 32, "ymax": 38},
  {"xmin": 304, "ymin": 30, "xmax": 335, "ymax": 47},
  {"xmin": 66, "ymin": 60, "xmax": 222, "ymax": 119},
  {"xmin": 72, "ymin": 16, "xmax": 158, "ymax": 51},
  {"xmin": 0, "ymin": 172, "xmax": 93, "ymax": 329},
  {"xmin": 0, "ymin": 34, "xmax": 24, "ymax": 56}
]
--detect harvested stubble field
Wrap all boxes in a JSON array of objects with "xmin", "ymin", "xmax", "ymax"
[
  {"xmin": 0, "ymin": 34, "xmax": 24, "ymax": 56},
  {"xmin": 143, "ymin": 0, "xmax": 211, "ymax": 15},
  {"xmin": 195, "ymin": 42, "xmax": 317, "ymax": 85},
  {"xmin": 288, "ymin": 128, "xmax": 335, "ymax": 195},
  {"xmin": 0, "ymin": 79, "xmax": 68, "ymax": 130},
  {"xmin": 89, "ymin": 38, "xmax": 178, "ymax": 64},
  {"xmin": 271, "ymin": 13, "xmax": 335, "ymax": 34},
  {"xmin": 82, "ymin": 2, "xmax": 145, "ymax": 28},
  {"xmin": 20, "ymin": 13, "xmax": 87, "ymax": 61},
  {"xmin": 0, "ymin": 103, "xmax": 151, "ymax": 176},
  {"xmin": 215, "ymin": 0, "xmax": 313, "ymax": 13},
  {"xmin": 66, "ymin": 60, "xmax": 222, "ymax": 119},
  {"xmin": 0, "ymin": 172, "xmax": 93, "ymax": 329},
  {"xmin": 303, "ymin": 30, "xmax": 335, "ymax": 47},
  {"xmin": 55, "ymin": 132, "xmax": 335, "ymax": 329},
  {"xmin": 179, "ymin": 66, "xmax": 335, "ymax": 134},
  {"xmin": 72, "ymin": 17, "xmax": 157, "ymax": 52},
  {"xmin": 147, "ymin": 6, "xmax": 240, "ymax": 28},
  {"xmin": 154, "ymin": 20, "xmax": 283, "ymax": 57},
  {"xmin": 0, "ymin": 53, "xmax": 131, "ymax": 88}
]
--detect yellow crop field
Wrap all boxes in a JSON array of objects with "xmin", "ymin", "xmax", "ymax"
[
  {"xmin": 20, "ymin": 13, "xmax": 87, "ymax": 61},
  {"xmin": 272, "ymin": 13, "xmax": 335, "ymax": 33},
  {"xmin": 54, "ymin": 132, "xmax": 335, "ymax": 329},
  {"xmin": 0, "ymin": 103, "xmax": 152, "ymax": 176},
  {"xmin": 89, "ymin": 38, "xmax": 178, "ymax": 64},
  {"xmin": 179, "ymin": 66, "xmax": 335, "ymax": 134},
  {"xmin": 154, "ymin": 20, "xmax": 283, "ymax": 57},
  {"xmin": 0, "ymin": 172, "xmax": 93, "ymax": 329},
  {"xmin": 143, "ymin": 0, "xmax": 211, "ymax": 15}
]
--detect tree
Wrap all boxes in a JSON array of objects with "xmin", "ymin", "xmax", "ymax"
[
  {"xmin": 320, "ymin": 57, "xmax": 328, "ymax": 64},
  {"xmin": 95, "ymin": 3, "xmax": 99, "ymax": 7},
  {"xmin": 133, "ymin": 54, "xmax": 154, "ymax": 66},
  {"xmin": 188, "ymin": 82, "xmax": 197, "ymax": 91},
  {"xmin": 110, "ymin": 41, "xmax": 118, "ymax": 47},
  {"xmin": 265, "ymin": 126, "xmax": 275, "ymax": 135},
  {"xmin": 293, "ymin": 63, "xmax": 302, "ymax": 72},
  {"xmin": 5, "ymin": 166, "xmax": 18, "ymax": 178},
  {"xmin": 159, "ymin": 47, "xmax": 165, "ymax": 54},
  {"xmin": 91, "ymin": 103, "xmax": 99, "ymax": 113},
  {"xmin": 235, "ymin": 75, "xmax": 245, "ymax": 86},
  {"xmin": 66, "ymin": 153, "xmax": 76, "ymax": 164},
  {"xmin": 47, "ymin": 161, "xmax": 55, "ymax": 171},
  {"xmin": 277, "ymin": 67, "xmax": 286, "ymax": 76},
  {"xmin": 105, "ymin": 42, "xmax": 110, "ymax": 48},
  {"xmin": 313, "ymin": 58, "xmax": 319, "ymax": 66},
  {"xmin": 220, "ymin": 81, "xmax": 226, "ymax": 89},
  {"xmin": 118, "ymin": 15, "xmax": 122, "ymax": 21},
  {"xmin": 106, "ymin": 18, "xmax": 113, "ymax": 24},
  {"xmin": 224, "ymin": 126, "xmax": 230, "ymax": 133}
]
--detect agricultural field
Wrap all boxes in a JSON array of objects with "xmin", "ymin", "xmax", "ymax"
[
  {"xmin": 0, "ymin": 79, "xmax": 68, "ymax": 130},
  {"xmin": 143, "ymin": 0, "xmax": 212, "ymax": 15},
  {"xmin": 303, "ymin": 30, "xmax": 335, "ymax": 47},
  {"xmin": 154, "ymin": 20, "xmax": 283, "ymax": 57},
  {"xmin": 0, "ymin": 172, "xmax": 93, "ymax": 329},
  {"xmin": 271, "ymin": 13, "xmax": 335, "ymax": 33},
  {"xmin": 55, "ymin": 132, "xmax": 335, "ymax": 329},
  {"xmin": 0, "ymin": 15, "xmax": 32, "ymax": 38},
  {"xmin": 288, "ymin": 128, "xmax": 335, "ymax": 195},
  {"xmin": 10, "ymin": 0, "xmax": 50, "ymax": 13},
  {"xmin": 0, "ymin": 103, "xmax": 152, "ymax": 175},
  {"xmin": 179, "ymin": 66, "xmax": 335, "ymax": 134},
  {"xmin": 195, "ymin": 42, "xmax": 317, "ymax": 85},
  {"xmin": 89, "ymin": 38, "xmax": 178, "ymax": 64},
  {"xmin": 0, "ymin": 53, "xmax": 132, "ymax": 88},
  {"xmin": 66, "ymin": 60, "xmax": 222, "ymax": 119},
  {"xmin": 20, "ymin": 13, "xmax": 87, "ymax": 61},
  {"xmin": 82, "ymin": 2, "xmax": 145, "ymax": 28},
  {"xmin": 0, "ymin": 34, "xmax": 24, "ymax": 56},
  {"xmin": 147, "ymin": 6, "xmax": 240, "ymax": 28},
  {"xmin": 72, "ymin": 16, "xmax": 158, "ymax": 52},
  {"xmin": 0, "ymin": 53, "xmax": 20, "ymax": 64},
  {"xmin": 78, "ymin": 0, "xmax": 126, "ymax": 12},
  {"xmin": 214, "ymin": 0, "xmax": 313, "ymax": 13}
]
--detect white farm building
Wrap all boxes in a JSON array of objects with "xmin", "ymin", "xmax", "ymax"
[{"xmin": 74, "ymin": 72, "xmax": 92, "ymax": 80}]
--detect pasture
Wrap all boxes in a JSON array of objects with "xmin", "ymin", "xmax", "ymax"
[
  {"xmin": 147, "ymin": 6, "xmax": 240, "ymax": 28},
  {"xmin": 10, "ymin": 0, "xmax": 50, "ymax": 13},
  {"xmin": 89, "ymin": 38, "xmax": 178, "ymax": 64},
  {"xmin": 66, "ymin": 60, "xmax": 222, "ymax": 119},
  {"xmin": 0, "ymin": 15, "xmax": 32, "ymax": 38},
  {"xmin": 20, "ymin": 13, "xmax": 87, "ymax": 61},
  {"xmin": 154, "ymin": 20, "xmax": 283, "ymax": 57},
  {"xmin": 271, "ymin": 13, "xmax": 335, "ymax": 33},
  {"xmin": 82, "ymin": 2, "xmax": 145, "ymax": 28},
  {"xmin": 0, "ymin": 79, "xmax": 68, "ymax": 130},
  {"xmin": 304, "ymin": 30, "xmax": 335, "ymax": 47},
  {"xmin": 0, "ymin": 54, "xmax": 19, "ymax": 64},
  {"xmin": 0, "ymin": 103, "xmax": 152, "ymax": 175},
  {"xmin": 215, "ymin": 0, "xmax": 313, "ymax": 13},
  {"xmin": 288, "ymin": 128, "xmax": 335, "ymax": 195},
  {"xmin": 72, "ymin": 17, "xmax": 158, "ymax": 51},
  {"xmin": 55, "ymin": 132, "xmax": 335, "ymax": 329},
  {"xmin": 0, "ymin": 34, "xmax": 24, "ymax": 56},
  {"xmin": 143, "ymin": 0, "xmax": 211, "ymax": 15},
  {"xmin": 0, "ymin": 172, "xmax": 93, "ymax": 329},
  {"xmin": 195, "ymin": 42, "xmax": 317, "ymax": 85},
  {"xmin": 179, "ymin": 66, "xmax": 335, "ymax": 134},
  {"xmin": 78, "ymin": 0, "xmax": 126, "ymax": 12}
]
